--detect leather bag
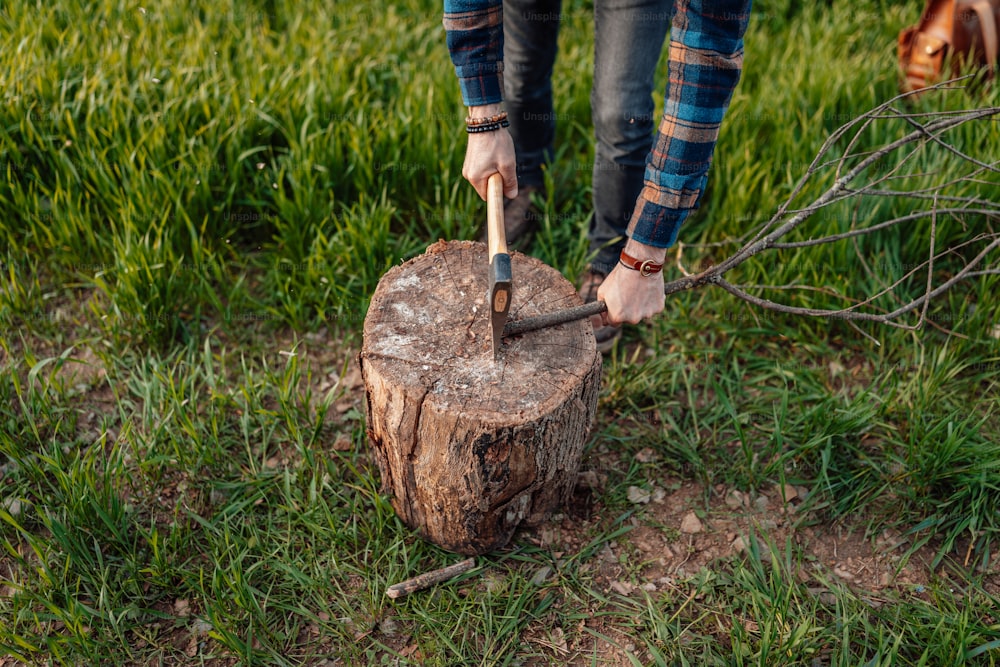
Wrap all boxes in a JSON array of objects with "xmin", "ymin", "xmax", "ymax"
[{"xmin": 898, "ymin": 0, "xmax": 1000, "ymax": 95}]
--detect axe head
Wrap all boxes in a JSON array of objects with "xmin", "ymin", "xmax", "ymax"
[{"xmin": 488, "ymin": 253, "xmax": 512, "ymax": 360}]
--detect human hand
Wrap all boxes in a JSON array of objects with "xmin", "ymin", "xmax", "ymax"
[
  {"xmin": 597, "ymin": 240, "xmax": 667, "ymax": 325},
  {"xmin": 462, "ymin": 104, "xmax": 518, "ymax": 200}
]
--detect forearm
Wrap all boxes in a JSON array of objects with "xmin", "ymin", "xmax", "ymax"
[
  {"xmin": 444, "ymin": 2, "xmax": 517, "ymax": 199},
  {"xmin": 627, "ymin": 0, "xmax": 752, "ymax": 249},
  {"xmin": 443, "ymin": 0, "xmax": 505, "ymax": 107}
]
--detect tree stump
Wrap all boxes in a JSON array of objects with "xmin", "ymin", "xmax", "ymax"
[{"xmin": 360, "ymin": 240, "xmax": 602, "ymax": 555}]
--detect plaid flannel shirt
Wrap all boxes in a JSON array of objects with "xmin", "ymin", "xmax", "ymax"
[
  {"xmin": 443, "ymin": 0, "xmax": 505, "ymax": 107},
  {"xmin": 443, "ymin": 0, "xmax": 750, "ymax": 248}
]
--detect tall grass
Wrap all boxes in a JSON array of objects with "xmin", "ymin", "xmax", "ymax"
[{"xmin": 1, "ymin": 0, "xmax": 999, "ymax": 664}]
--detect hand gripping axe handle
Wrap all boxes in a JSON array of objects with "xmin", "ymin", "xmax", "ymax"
[{"xmin": 486, "ymin": 173, "xmax": 511, "ymax": 360}]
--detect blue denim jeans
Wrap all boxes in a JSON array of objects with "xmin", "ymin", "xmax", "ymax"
[{"xmin": 503, "ymin": 0, "xmax": 673, "ymax": 274}]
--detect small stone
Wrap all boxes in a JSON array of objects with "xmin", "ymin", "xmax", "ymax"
[
  {"xmin": 724, "ymin": 489, "xmax": 744, "ymax": 510},
  {"xmin": 610, "ymin": 580, "xmax": 634, "ymax": 596},
  {"xmin": 635, "ymin": 448, "xmax": 656, "ymax": 463},
  {"xmin": 530, "ymin": 565, "xmax": 553, "ymax": 586},
  {"xmin": 627, "ymin": 486, "xmax": 652, "ymax": 504},
  {"xmin": 753, "ymin": 495, "xmax": 770, "ymax": 512},
  {"xmin": 732, "ymin": 534, "xmax": 772, "ymax": 560},
  {"xmin": 333, "ymin": 435, "xmax": 352, "ymax": 451},
  {"xmin": 833, "ymin": 566, "xmax": 855, "ymax": 581},
  {"xmin": 2, "ymin": 497, "xmax": 24, "ymax": 516},
  {"xmin": 173, "ymin": 599, "xmax": 191, "ymax": 617},
  {"xmin": 540, "ymin": 526, "xmax": 561, "ymax": 547},
  {"xmin": 774, "ymin": 484, "xmax": 798, "ymax": 503},
  {"xmin": 680, "ymin": 511, "xmax": 703, "ymax": 534},
  {"xmin": 651, "ymin": 486, "xmax": 666, "ymax": 503},
  {"xmin": 641, "ymin": 582, "xmax": 657, "ymax": 592}
]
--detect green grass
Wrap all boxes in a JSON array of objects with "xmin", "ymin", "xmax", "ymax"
[{"xmin": 2, "ymin": 0, "xmax": 1000, "ymax": 664}]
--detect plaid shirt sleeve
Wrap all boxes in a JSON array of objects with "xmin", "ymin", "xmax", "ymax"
[
  {"xmin": 627, "ymin": 0, "xmax": 752, "ymax": 248},
  {"xmin": 443, "ymin": 0, "xmax": 504, "ymax": 107}
]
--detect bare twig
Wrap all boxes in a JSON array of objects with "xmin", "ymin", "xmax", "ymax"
[
  {"xmin": 769, "ymin": 209, "xmax": 1000, "ymax": 249},
  {"xmin": 675, "ymin": 241, "xmax": 693, "ymax": 277},
  {"xmin": 385, "ymin": 558, "xmax": 476, "ymax": 599},
  {"xmin": 711, "ymin": 236, "xmax": 1000, "ymax": 327}
]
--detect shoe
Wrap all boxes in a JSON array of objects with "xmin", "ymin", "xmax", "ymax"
[
  {"xmin": 480, "ymin": 186, "xmax": 540, "ymax": 252},
  {"xmin": 578, "ymin": 269, "xmax": 622, "ymax": 353}
]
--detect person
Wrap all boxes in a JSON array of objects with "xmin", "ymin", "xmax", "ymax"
[{"xmin": 444, "ymin": 0, "xmax": 751, "ymax": 349}]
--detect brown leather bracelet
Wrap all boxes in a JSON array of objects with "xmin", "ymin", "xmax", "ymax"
[{"xmin": 619, "ymin": 249, "xmax": 664, "ymax": 277}]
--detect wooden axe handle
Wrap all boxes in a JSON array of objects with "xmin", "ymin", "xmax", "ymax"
[
  {"xmin": 486, "ymin": 173, "xmax": 507, "ymax": 259},
  {"xmin": 503, "ymin": 300, "xmax": 608, "ymax": 338}
]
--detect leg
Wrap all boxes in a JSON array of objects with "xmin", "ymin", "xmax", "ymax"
[
  {"xmin": 503, "ymin": 0, "xmax": 562, "ymax": 190},
  {"xmin": 589, "ymin": 0, "xmax": 673, "ymax": 275}
]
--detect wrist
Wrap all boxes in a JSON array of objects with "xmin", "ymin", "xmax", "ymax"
[
  {"xmin": 465, "ymin": 103, "xmax": 508, "ymax": 133},
  {"xmin": 623, "ymin": 237, "xmax": 668, "ymax": 264},
  {"xmin": 468, "ymin": 102, "xmax": 504, "ymax": 116}
]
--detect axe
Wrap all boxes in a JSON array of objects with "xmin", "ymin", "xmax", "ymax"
[{"xmin": 486, "ymin": 173, "xmax": 511, "ymax": 360}]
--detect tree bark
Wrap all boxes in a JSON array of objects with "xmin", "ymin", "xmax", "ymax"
[{"xmin": 360, "ymin": 240, "xmax": 602, "ymax": 555}]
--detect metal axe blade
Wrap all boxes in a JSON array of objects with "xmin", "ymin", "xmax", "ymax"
[{"xmin": 489, "ymin": 253, "xmax": 511, "ymax": 358}]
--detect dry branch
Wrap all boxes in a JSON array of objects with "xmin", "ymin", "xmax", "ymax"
[
  {"xmin": 505, "ymin": 80, "xmax": 1000, "ymax": 338},
  {"xmin": 386, "ymin": 558, "xmax": 477, "ymax": 599}
]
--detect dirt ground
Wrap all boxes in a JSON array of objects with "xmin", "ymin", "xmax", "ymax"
[
  {"xmin": 315, "ymin": 336, "xmax": 1000, "ymax": 665},
  {"xmin": 339, "ymin": 326, "xmax": 1000, "ymax": 664},
  {"xmin": 310, "ymin": 336, "xmax": 981, "ymax": 599}
]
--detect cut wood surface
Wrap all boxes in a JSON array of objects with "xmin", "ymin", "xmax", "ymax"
[{"xmin": 360, "ymin": 240, "xmax": 601, "ymax": 555}]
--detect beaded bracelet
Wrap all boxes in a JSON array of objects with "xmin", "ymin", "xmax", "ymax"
[
  {"xmin": 465, "ymin": 111, "xmax": 508, "ymax": 127},
  {"xmin": 466, "ymin": 119, "xmax": 510, "ymax": 134}
]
